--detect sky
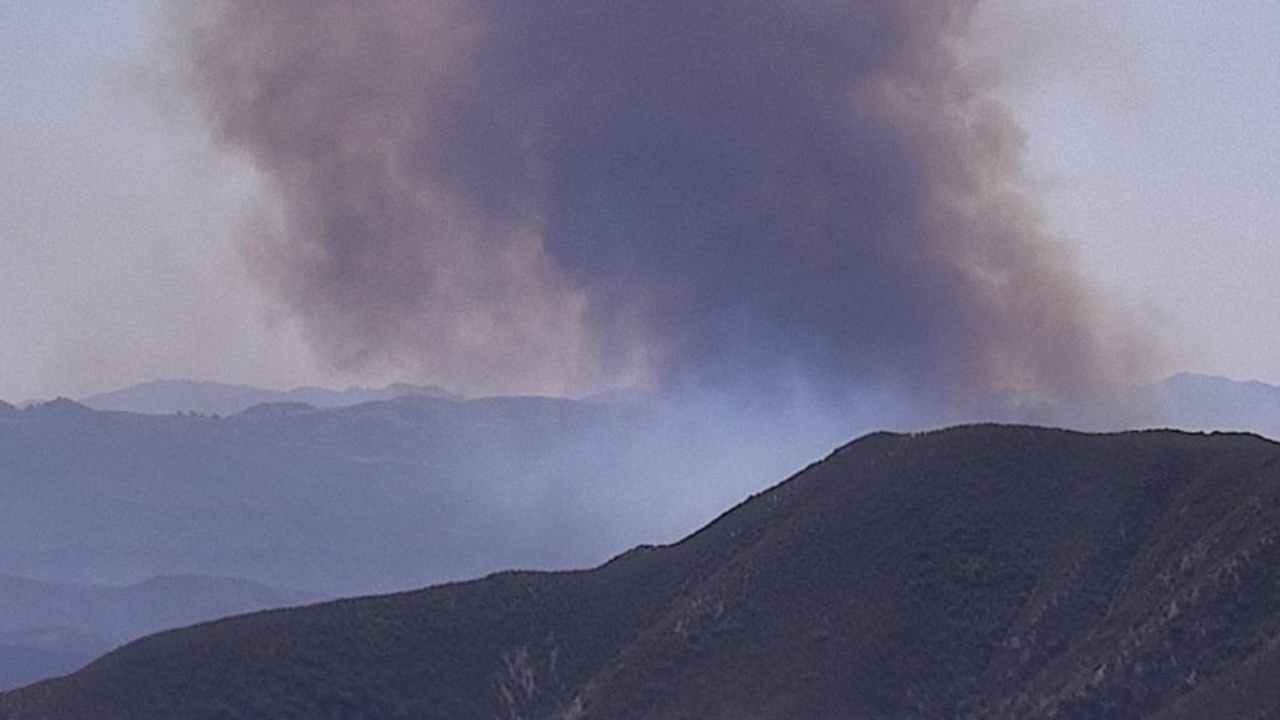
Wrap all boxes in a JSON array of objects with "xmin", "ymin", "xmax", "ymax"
[{"xmin": 1, "ymin": 0, "xmax": 1278, "ymax": 403}]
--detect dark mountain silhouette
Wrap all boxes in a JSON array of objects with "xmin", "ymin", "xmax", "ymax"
[
  {"xmin": 5, "ymin": 426, "xmax": 1280, "ymax": 719},
  {"xmin": 78, "ymin": 379, "xmax": 458, "ymax": 417}
]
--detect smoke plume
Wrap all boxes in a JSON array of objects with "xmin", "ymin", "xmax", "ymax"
[{"xmin": 171, "ymin": 0, "xmax": 1142, "ymax": 406}]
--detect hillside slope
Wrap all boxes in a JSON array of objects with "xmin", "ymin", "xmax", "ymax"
[
  {"xmin": 0, "ymin": 574, "xmax": 318, "ymax": 645},
  {"xmin": 5, "ymin": 426, "xmax": 1280, "ymax": 719},
  {"xmin": 0, "ymin": 574, "xmax": 318, "ymax": 692},
  {"xmin": 0, "ymin": 629, "xmax": 107, "ymax": 694}
]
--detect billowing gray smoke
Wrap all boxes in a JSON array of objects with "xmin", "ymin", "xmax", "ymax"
[{"xmin": 172, "ymin": 0, "xmax": 1139, "ymax": 407}]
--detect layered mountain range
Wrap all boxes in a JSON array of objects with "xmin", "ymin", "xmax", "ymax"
[
  {"xmin": 75, "ymin": 381, "xmax": 457, "ymax": 417},
  {"xmin": 3, "ymin": 374, "xmax": 1280, "ymax": 697},
  {"xmin": 0, "ymin": 390, "xmax": 848, "ymax": 596},
  {"xmin": 1, "ymin": 385, "xmax": 844, "ymax": 690}
]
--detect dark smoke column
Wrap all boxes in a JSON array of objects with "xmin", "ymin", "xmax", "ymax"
[{"xmin": 171, "ymin": 0, "xmax": 1142, "ymax": 407}]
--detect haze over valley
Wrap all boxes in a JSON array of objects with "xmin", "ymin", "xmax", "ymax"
[{"xmin": 2, "ymin": 0, "xmax": 1279, "ymax": 713}]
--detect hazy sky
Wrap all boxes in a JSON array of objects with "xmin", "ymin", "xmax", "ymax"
[{"xmin": 1, "ymin": 0, "xmax": 1278, "ymax": 402}]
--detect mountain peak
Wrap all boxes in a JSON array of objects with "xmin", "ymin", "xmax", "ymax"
[{"xmin": 24, "ymin": 397, "xmax": 93, "ymax": 416}]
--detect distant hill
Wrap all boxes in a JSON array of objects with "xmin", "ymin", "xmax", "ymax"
[
  {"xmin": 6, "ymin": 374, "xmax": 1280, "ymax": 599},
  {"xmin": 0, "ymin": 574, "xmax": 319, "ymax": 692},
  {"xmin": 77, "ymin": 379, "xmax": 458, "ymax": 416},
  {"xmin": 1156, "ymin": 372, "xmax": 1280, "ymax": 439},
  {"xmin": 6, "ymin": 426, "xmax": 1280, "ymax": 719}
]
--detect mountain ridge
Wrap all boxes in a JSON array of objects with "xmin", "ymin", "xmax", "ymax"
[
  {"xmin": 75, "ymin": 379, "xmax": 459, "ymax": 417},
  {"xmin": 6, "ymin": 425, "xmax": 1280, "ymax": 719}
]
